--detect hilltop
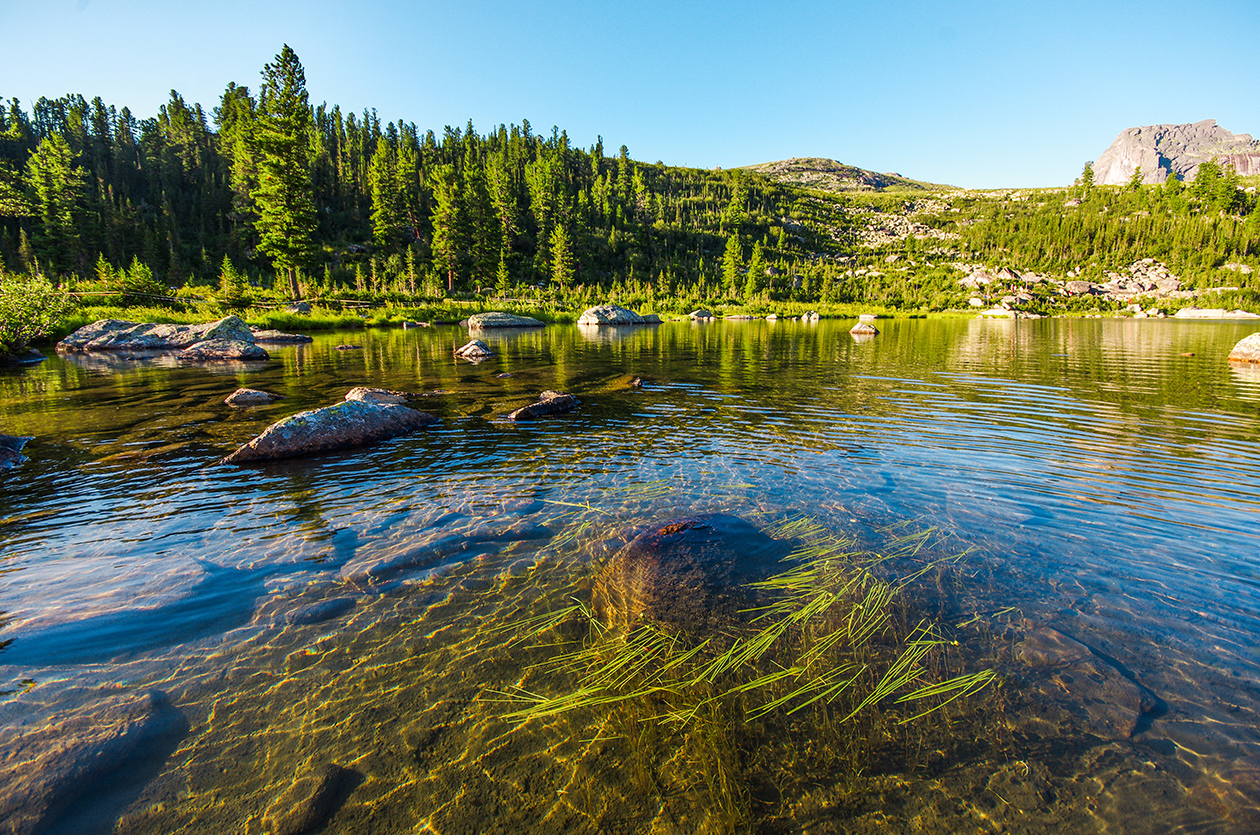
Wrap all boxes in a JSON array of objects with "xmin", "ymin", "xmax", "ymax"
[
  {"xmin": 1092, "ymin": 120, "xmax": 1260, "ymax": 185},
  {"xmin": 741, "ymin": 157, "xmax": 946, "ymax": 193}
]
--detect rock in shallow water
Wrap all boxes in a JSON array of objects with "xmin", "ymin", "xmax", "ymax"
[
  {"xmin": 344, "ymin": 386, "xmax": 413, "ymax": 405},
  {"xmin": 577, "ymin": 304, "xmax": 650, "ymax": 325},
  {"xmin": 0, "ymin": 434, "xmax": 32, "ymax": 471},
  {"xmin": 506, "ymin": 390, "xmax": 578, "ymax": 420},
  {"xmin": 593, "ymin": 514, "xmax": 789, "ymax": 634},
  {"xmin": 224, "ymin": 388, "xmax": 284, "ymax": 407},
  {"xmin": 179, "ymin": 337, "xmax": 268, "ymax": 362},
  {"xmin": 1229, "ymin": 333, "xmax": 1260, "ymax": 363},
  {"xmin": 219, "ymin": 400, "xmax": 438, "ymax": 464},
  {"xmin": 263, "ymin": 763, "xmax": 352, "ymax": 835},
  {"xmin": 466, "ymin": 311, "xmax": 545, "ymax": 329},
  {"xmin": 57, "ymin": 315, "xmax": 255, "ymax": 353},
  {"xmin": 454, "ymin": 339, "xmax": 492, "ymax": 360}
]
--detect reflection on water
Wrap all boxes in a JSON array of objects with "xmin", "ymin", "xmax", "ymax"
[{"xmin": 2, "ymin": 318, "xmax": 1260, "ymax": 833}]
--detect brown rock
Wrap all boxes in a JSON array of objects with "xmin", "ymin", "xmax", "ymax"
[
  {"xmin": 224, "ymin": 388, "xmax": 284, "ymax": 407},
  {"xmin": 220, "ymin": 400, "xmax": 438, "ymax": 464},
  {"xmin": 506, "ymin": 390, "xmax": 578, "ymax": 421},
  {"xmin": 262, "ymin": 763, "xmax": 350, "ymax": 835},
  {"xmin": 1229, "ymin": 333, "xmax": 1260, "ymax": 363},
  {"xmin": 592, "ymin": 514, "xmax": 789, "ymax": 634}
]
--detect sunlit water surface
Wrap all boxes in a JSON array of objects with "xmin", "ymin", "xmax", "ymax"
[{"xmin": 2, "ymin": 318, "xmax": 1259, "ymax": 833}]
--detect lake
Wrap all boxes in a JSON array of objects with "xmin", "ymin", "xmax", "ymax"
[{"xmin": 2, "ymin": 317, "xmax": 1259, "ymax": 834}]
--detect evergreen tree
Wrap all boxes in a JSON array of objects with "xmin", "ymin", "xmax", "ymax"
[
  {"xmin": 1079, "ymin": 161, "xmax": 1095, "ymax": 199},
  {"xmin": 25, "ymin": 133, "xmax": 85, "ymax": 275},
  {"xmin": 721, "ymin": 232, "xmax": 742, "ymax": 296},
  {"xmin": 252, "ymin": 45, "xmax": 316, "ymax": 299},
  {"xmin": 745, "ymin": 240, "xmax": 766, "ymax": 298},
  {"xmin": 218, "ymin": 254, "xmax": 249, "ymax": 307},
  {"xmin": 550, "ymin": 223, "xmax": 574, "ymax": 288},
  {"xmin": 429, "ymin": 164, "xmax": 463, "ymax": 293}
]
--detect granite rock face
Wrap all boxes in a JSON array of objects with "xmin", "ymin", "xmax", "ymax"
[
  {"xmin": 220, "ymin": 400, "xmax": 438, "ymax": 464},
  {"xmin": 1093, "ymin": 119, "xmax": 1260, "ymax": 185}
]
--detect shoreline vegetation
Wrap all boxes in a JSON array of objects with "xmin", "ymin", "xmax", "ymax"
[{"xmin": 2, "ymin": 44, "xmax": 1259, "ymax": 356}]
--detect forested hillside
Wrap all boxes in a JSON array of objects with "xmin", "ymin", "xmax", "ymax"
[{"xmin": 1, "ymin": 45, "xmax": 1258, "ymax": 315}]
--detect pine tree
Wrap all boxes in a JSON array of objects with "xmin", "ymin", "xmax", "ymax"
[
  {"xmin": 429, "ymin": 164, "xmax": 464, "ymax": 293},
  {"xmin": 721, "ymin": 233, "xmax": 742, "ymax": 296},
  {"xmin": 252, "ymin": 45, "xmax": 317, "ymax": 300},
  {"xmin": 550, "ymin": 223, "xmax": 575, "ymax": 288},
  {"xmin": 745, "ymin": 240, "xmax": 765, "ymax": 299},
  {"xmin": 25, "ymin": 133, "xmax": 85, "ymax": 275},
  {"xmin": 218, "ymin": 254, "xmax": 249, "ymax": 307}
]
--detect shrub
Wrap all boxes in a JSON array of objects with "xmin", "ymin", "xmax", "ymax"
[{"xmin": 0, "ymin": 273, "xmax": 73, "ymax": 355}]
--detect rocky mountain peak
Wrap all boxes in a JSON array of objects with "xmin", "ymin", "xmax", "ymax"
[
  {"xmin": 742, "ymin": 157, "xmax": 938, "ymax": 192},
  {"xmin": 1092, "ymin": 120, "xmax": 1260, "ymax": 185}
]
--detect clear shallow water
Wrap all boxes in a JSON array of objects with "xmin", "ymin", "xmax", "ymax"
[{"xmin": 1, "ymin": 318, "xmax": 1259, "ymax": 833}]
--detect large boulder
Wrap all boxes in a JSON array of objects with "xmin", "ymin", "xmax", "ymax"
[
  {"xmin": 507, "ymin": 390, "xmax": 578, "ymax": 421},
  {"xmin": 178, "ymin": 338, "xmax": 268, "ymax": 362},
  {"xmin": 466, "ymin": 311, "xmax": 544, "ymax": 329},
  {"xmin": 850, "ymin": 322, "xmax": 879, "ymax": 335},
  {"xmin": 1, "ymin": 434, "xmax": 32, "ymax": 471},
  {"xmin": 1229, "ymin": 333, "xmax": 1260, "ymax": 363},
  {"xmin": 219, "ymin": 400, "xmax": 438, "ymax": 464},
  {"xmin": 688, "ymin": 309, "xmax": 714, "ymax": 319},
  {"xmin": 57, "ymin": 315, "xmax": 257, "ymax": 353},
  {"xmin": 250, "ymin": 328, "xmax": 313, "ymax": 343},
  {"xmin": 344, "ymin": 386, "xmax": 411, "ymax": 405},
  {"xmin": 577, "ymin": 304, "xmax": 650, "ymax": 325},
  {"xmin": 592, "ymin": 514, "xmax": 789, "ymax": 634}
]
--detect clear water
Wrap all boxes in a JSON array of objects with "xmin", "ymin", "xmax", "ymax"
[{"xmin": 2, "ymin": 317, "xmax": 1259, "ymax": 833}]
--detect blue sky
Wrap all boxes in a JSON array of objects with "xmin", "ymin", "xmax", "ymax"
[{"xmin": 1, "ymin": 0, "xmax": 1257, "ymax": 187}]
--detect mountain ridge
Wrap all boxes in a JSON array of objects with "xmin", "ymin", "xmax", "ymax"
[
  {"xmin": 741, "ymin": 157, "xmax": 948, "ymax": 193},
  {"xmin": 1093, "ymin": 119, "xmax": 1260, "ymax": 185}
]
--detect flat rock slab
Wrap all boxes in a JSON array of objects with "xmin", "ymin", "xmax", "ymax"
[
  {"xmin": 466, "ymin": 311, "xmax": 544, "ymax": 328},
  {"xmin": 1229, "ymin": 333, "xmax": 1260, "ymax": 363},
  {"xmin": 1175, "ymin": 307, "xmax": 1260, "ymax": 319},
  {"xmin": 0, "ymin": 690, "xmax": 185, "ymax": 835},
  {"xmin": 250, "ymin": 328, "xmax": 313, "ymax": 343},
  {"xmin": 57, "ymin": 315, "xmax": 255, "ymax": 353},
  {"xmin": 220, "ymin": 400, "xmax": 438, "ymax": 464},
  {"xmin": 507, "ymin": 390, "xmax": 578, "ymax": 420},
  {"xmin": 1016, "ymin": 627, "xmax": 1157, "ymax": 739},
  {"xmin": 593, "ymin": 514, "xmax": 790, "ymax": 634},
  {"xmin": 344, "ymin": 386, "xmax": 412, "ymax": 405},
  {"xmin": 224, "ymin": 388, "xmax": 284, "ymax": 407}
]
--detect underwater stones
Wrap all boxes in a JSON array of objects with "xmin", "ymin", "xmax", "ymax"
[
  {"xmin": 593, "ymin": 514, "xmax": 788, "ymax": 634},
  {"xmin": 262, "ymin": 763, "xmax": 351, "ymax": 835},
  {"xmin": 849, "ymin": 322, "xmax": 879, "ymax": 335},
  {"xmin": 0, "ymin": 690, "xmax": 185, "ymax": 835},
  {"xmin": 454, "ymin": 339, "xmax": 492, "ymax": 360},
  {"xmin": 577, "ymin": 304, "xmax": 650, "ymax": 325},
  {"xmin": 506, "ymin": 390, "xmax": 579, "ymax": 421},
  {"xmin": 465, "ymin": 311, "xmax": 544, "ymax": 329},
  {"xmin": 1017, "ymin": 627, "xmax": 1156, "ymax": 739},
  {"xmin": 0, "ymin": 434, "xmax": 32, "ymax": 470},
  {"xmin": 224, "ymin": 388, "xmax": 284, "ymax": 407},
  {"xmin": 1228, "ymin": 333, "xmax": 1260, "ymax": 363},
  {"xmin": 344, "ymin": 386, "xmax": 411, "ymax": 405},
  {"xmin": 219, "ymin": 399, "xmax": 438, "ymax": 464},
  {"xmin": 178, "ymin": 337, "xmax": 269, "ymax": 362}
]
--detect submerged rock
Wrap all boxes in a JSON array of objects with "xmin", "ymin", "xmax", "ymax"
[
  {"xmin": 1016, "ymin": 627, "xmax": 1157, "ymax": 739},
  {"xmin": 577, "ymin": 304, "xmax": 653, "ymax": 325},
  {"xmin": 454, "ymin": 339, "xmax": 492, "ymax": 360},
  {"xmin": 219, "ymin": 400, "xmax": 438, "ymax": 464},
  {"xmin": 507, "ymin": 390, "xmax": 579, "ymax": 421},
  {"xmin": 0, "ymin": 348, "xmax": 45, "ymax": 366},
  {"xmin": 1228, "ymin": 333, "xmax": 1260, "ymax": 363},
  {"xmin": 592, "ymin": 514, "xmax": 789, "ymax": 634},
  {"xmin": 178, "ymin": 337, "xmax": 268, "ymax": 362},
  {"xmin": 466, "ymin": 311, "xmax": 545, "ymax": 329},
  {"xmin": 849, "ymin": 322, "xmax": 879, "ymax": 335},
  {"xmin": 224, "ymin": 388, "xmax": 284, "ymax": 407},
  {"xmin": 0, "ymin": 434, "xmax": 32, "ymax": 471},
  {"xmin": 0, "ymin": 690, "xmax": 185, "ymax": 835},
  {"xmin": 263, "ymin": 763, "xmax": 352, "ymax": 835}
]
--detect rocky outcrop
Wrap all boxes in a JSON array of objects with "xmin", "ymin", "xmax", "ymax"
[
  {"xmin": 507, "ymin": 390, "xmax": 579, "ymax": 421},
  {"xmin": 465, "ymin": 311, "xmax": 544, "ymax": 329},
  {"xmin": 219, "ymin": 400, "xmax": 438, "ymax": 464},
  {"xmin": 577, "ymin": 304, "xmax": 653, "ymax": 325},
  {"xmin": 1, "ymin": 434, "xmax": 31, "ymax": 471},
  {"xmin": 454, "ymin": 339, "xmax": 492, "ymax": 360},
  {"xmin": 1229, "ymin": 333, "xmax": 1260, "ymax": 363},
  {"xmin": 57, "ymin": 316, "xmax": 270, "ymax": 363},
  {"xmin": 1093, "ymin": 119, "xmax": 1260, "ymax": 184},
  {"xmin": 224, "ymin": 388, "xmax": 284, "ymax": 407},
  {"xmin": 0, "ymin": 690, "xmax": 185, "ymax": 835},
  {"xmin": 592, "ymin": 514, "xmax": 789, "ymax": 634},
  {"xmin": 742, "ymin": 157, "xmax": 936, "ymax": 193}
]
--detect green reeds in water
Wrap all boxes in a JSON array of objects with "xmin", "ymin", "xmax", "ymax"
[{"xmin": 492, "ymin": 516, "xmax": 998, "ymax": 830}]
